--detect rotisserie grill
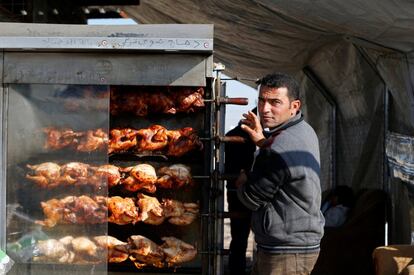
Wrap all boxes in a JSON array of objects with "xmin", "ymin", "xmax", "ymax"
[{"xmin": 2, "ymin": 24, "xmax": 246, "ymax": 275}]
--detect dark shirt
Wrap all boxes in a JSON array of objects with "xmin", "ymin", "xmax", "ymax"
[{"xmin": 224, "ymin": 124, "xmax": 256, "ymax": 189}]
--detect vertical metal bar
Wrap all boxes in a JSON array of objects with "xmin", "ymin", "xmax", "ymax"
[
  {"xmin": 213, "ymin": 68, "xmax": 221, "ymax": 275},
  {"xmin": 0, "ymin": 50, "xmax": 5, "ymax": 251},
  {"xmin": 302, "ymin": 66, "xmax": 337, "ymax": 188},
  {"xmin": 384, "ymin": 87, "xmax": 389, "ymax": 245},
  {"xmin": 202, "ymin": 78, "xmax": 216, "ymax": 275},
  {"xmin": 354, "ymin": 44, "xmax": 392, "ymax": 245},
  {"xmin": 216, "ymin": 79, "xmax": 226, "ymax": 275}
]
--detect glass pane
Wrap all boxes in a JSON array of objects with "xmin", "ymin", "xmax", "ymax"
[
  {"xmin": 108, "ymin": 85, "xmax": 207, "ymax": 273},
  {"xmin": 5, "ymin": 84, "xmax": 109, "ymax": 275}
]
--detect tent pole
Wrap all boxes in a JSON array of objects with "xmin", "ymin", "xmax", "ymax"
[{"xmin": 354, "ymin": 44, "xmax": 391, "ymax": 245}]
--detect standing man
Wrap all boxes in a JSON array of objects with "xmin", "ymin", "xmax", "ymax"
[
  {"xmin": 224, "ymin": 108, "xmax": 257, "ymax": 275},
  {"xmin": 237, "ymin": 73, "xmax": 324, "ymax": 275}
]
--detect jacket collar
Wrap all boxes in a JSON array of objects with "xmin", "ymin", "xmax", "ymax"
[{"xmin": 264, "ymin": 111, "xmax": 304, "ymax": 137}]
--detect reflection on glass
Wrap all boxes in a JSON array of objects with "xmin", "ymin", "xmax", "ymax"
[{"xmin": 5, "ymin": 84, "xmax": 109, "ymax": 274}]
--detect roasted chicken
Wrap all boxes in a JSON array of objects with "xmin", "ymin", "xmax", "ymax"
[
  {"xmin": 38, "ymin": 195, "xmax": 197, "ymax": 227},
  {"xmin": 156, "ymin": 164, "xmax": 192, "ymax": 189},
  {"xmin": 94, "ymin": 235, "xmax": 129, "ymax": 263},
  {"xmin": 108, "ymin": 128, "xmax": 138, "ymax": 154},
  {"xmin": 58, "ymin": 162, "xmax": 90, "ymax": 186},
  {"xmin": 43, "ymin": 127, "xmax": 82, "ymax": 150},
  {"xmin": 136, "ymin": 193, "xmax": 164, "ymax": 225},
  {"xmin": 128, "ymin": 235, "xmax": 197, "ymax": 268},
  {"xmin": 34, "ymin": 235, "xmax": 127, "ymax": 264},
  {"xmin": 71, "ymin": 236, "xmax": 99, "ymax": 258},
  {"xmin": 27, "ymin": 162, "xmax": 119, "ymax": 190},
  {"xmin": 43, "ymin": 127, "xmax": 107, "ymax": 152},
  {"xmin": 165, "ymin": 127, "xmax": 203, "ymax": 157},
  {"xmin": 107, "ymin": 196, "xmax": 140, "ymax": 225},
  {"xmin": 43, "ymin": 125, "xmax": 202, "ymax": 156},
  {"xmin": 34, "ymin": 239, "xmax": 74, "ymax": 263},
  {"xmin": 160, "ymin": 237, "xmax": 197, "ymax": 266},
  {"xmin": 173, "ymin": 87, "xmax": 205, "ymax": 113},
  {"xmin": 162, "ymin": 200, "xmax": 199, "ymax": 226},
  {"xmin": 91, "ymin": 164, "xmax": 121, "ymax": 188},
  {"xmin": 109, "ymin": 126, "xmax": 202, "ymax": 156},
  {"xmin": 120, "ymin": 164, "xmax": 157, "ymax": 193},
  {"xmin": 128, "ymin": 235, "xmax": 165, "ymax": 268},
  {"xmin": 26, "ymin": 162, "xmax": 61, "ymax": 188},
  {"xmin": 76, "ymin": 129, "xmax": 108, "ymax": 152},
  {"xmin": 136, "ymin": 125, "xmax": 169, "ymax": 152},
  {"xmin": 110, "ymin": 86, "xmax": 204, "ymax": 116},
  {"xmin": 36, "ymin": 195, "xmax": 107, "ymax": 227}
]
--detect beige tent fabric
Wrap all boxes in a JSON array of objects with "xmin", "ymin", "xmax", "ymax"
[{"xmin": 124, "ymin": 0, "xmax": 414, "ymax": 82}]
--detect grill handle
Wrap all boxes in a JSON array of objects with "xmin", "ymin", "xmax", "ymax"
[
  {"xmin": 219, "ymin": 136, "xmax": 247, "ymax": 143},
  {"xmin": 218, "ymin": 97, "xmax": 248, "ymax": 105}
]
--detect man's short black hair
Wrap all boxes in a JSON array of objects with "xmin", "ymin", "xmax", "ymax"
[{"xmin": 256, "ymin": 73, "xmax": 300, "ymax": 100}]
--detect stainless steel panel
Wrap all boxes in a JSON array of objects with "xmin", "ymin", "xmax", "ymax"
[
  {"xmin": 0, "ymin": 23, "xmax": 213, "ymax": 52},
  {"xmin": 4, "ymin": 53, "xmax": 208, "ymax": 86},
  {"xmin": 0, "ymin": 37, "xmax": 213, "ymax": 52},
  {"xmin": 0, "ymin": 23, "xmax": 213, "ymax": 40},
  {"xmin": 206, "ymin": 55, "xmax": 214, "ymax": 78}
]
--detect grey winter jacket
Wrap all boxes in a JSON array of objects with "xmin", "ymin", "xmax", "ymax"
[{"xmin": 237, "ymin": 111, "xmax": 325, "ymax": 253}]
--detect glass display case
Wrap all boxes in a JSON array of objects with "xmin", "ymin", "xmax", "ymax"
[{"xmin": 0, "ymin": 23, "xmax": 229, "ymax": 275}]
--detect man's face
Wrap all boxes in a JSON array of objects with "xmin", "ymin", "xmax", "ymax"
[{"xmin": 258, "ymin": 86, "xmax": 300, "ymax": 129}]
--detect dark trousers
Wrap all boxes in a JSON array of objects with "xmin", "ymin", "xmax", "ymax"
[{"xmin": 227, "ymin": 189, "xmax": 251, "ymax": 275}]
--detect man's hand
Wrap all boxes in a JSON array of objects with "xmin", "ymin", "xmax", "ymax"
[
  {"xmin": 235, "ymin": 170, "xmax": 248, "ymax": 188},
  {"xmin": 240, "ymin": 111, "xmax": 266, "ymax": 146}
]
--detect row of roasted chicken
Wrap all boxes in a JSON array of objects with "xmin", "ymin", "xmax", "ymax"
[
  {"xmin": 26, "ymin": 162, "xmax": 192, "ymax": 192},
  {"xmin": 110, "ymin": 86, "xmax": 205, "ymax": 116},
  {"xmin": 37, "ymin": 194, "xmax": 199, "ymax": 228},
  {"xmin": 44, "ymin": 125, "xmax": 202, "ymax": 157},
  {"xmin": 63, "ymin": 86, "xmax": 205, "ymax": 116},
  {"xmin": 34, "ymin": 234, "xmax": 197, "ymax": 268}
]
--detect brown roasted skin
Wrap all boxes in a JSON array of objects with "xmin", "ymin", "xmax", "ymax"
[
  {"xmin": 172, "ymin": 87, "xmax": 205, "ymax": 113},
  {"xmin": 156, "ymin": 164, "xmax": 192, "ymax": 189},
  {"xmin": 107, "ymin": 196, "xmax": 140, "ymax": 225},
  {"xmin": 91, "ymin": 164, "xmax": 121, "ymax": 188},
  {"xmin": 161, "ymin": 200, "xmax": 199, "ymax": 226},
  {"xmin": 27, "ymin": 162, "xmax": 118, "ymax": 190},
  {"xmin": 94, "ymin": 235, "xmax": 129, "ymax": 263},
  {"xmin": 34, "ymin": 235, "xmax": 128, "ymax": 264},
  {"xmin": 110, "ymin": 87, "xmax": 204, "ymax": 116},
  {"xmin": 166, "ymin": 127, "xmax": 203, "ymax": 157},
  {"xmin": 128, "ymin": 235, "xmax": 165, "ymax": 268},
  {"xmin": 135, "ymin": 125, "xmax": 169, "ymax": 152},
  {"xmin": 34, "ymin": 238, "xmax": 74, "ymax": 263},
  {"xmin": 33, "ymin": 234, "xmax": 197, "ymax": 266},
  {"xmin": 43, "ymin": 127, "xmax": 108, "ymax": 152},
  {"xmin": 26, "ymin": 162, "xmax": 61, "ymax": 188},
  {"xmin": 146, "ymin": 90, "xmax": 176, "ymax": 114},
  {"xmin": 108, "ymin": 128, "xmax": 138, "ymax": 154},
  {"xmin": 58, "ymin": 162, "xmax": 90, "ymax": 186},
  {"xmin": 120, "ymin": 164, "xmax": 157, "ymax": 193},
  {"xmin": 136, "ymin": 193, "xmax": 165, "ymax": 225},
  {"xmin": 37, "ymin": 195, "xmax": 107, "ymax": 227},
  {"xmin": 76, "ymin": 129, "xmax": 108, "ymax": 152},
  {"xmin": 43, "ymin": 127, "xmax": 82, "ymax": 150},
  {"xmin": 160, "ymin": 237, "xmax": 197, "ymax": 266},
  {"xmin": 108, "ymin": 126, "xmax": 202, "ymax": 156}
]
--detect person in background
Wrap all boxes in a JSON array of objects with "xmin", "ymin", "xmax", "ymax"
[
  {"xmin": 237, "ymin": 73, "xmax": 325, "ymax": 275},
  {"xmin": 321, "ymin": 185, "xmax": 355, "ymax": 227},
  {"xmin": 224, "ymin": 108, "xmax": 257, "ymax": 275}
]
